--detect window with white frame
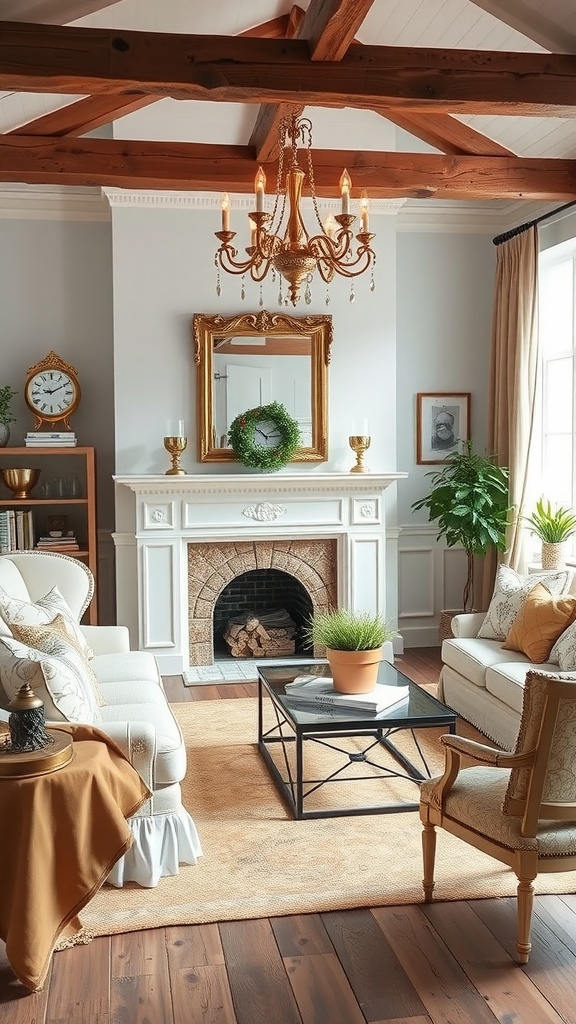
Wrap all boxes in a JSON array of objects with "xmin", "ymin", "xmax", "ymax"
[{"xmin": 538, "ymin": 238, "xmax": 576, "ymax": 559}]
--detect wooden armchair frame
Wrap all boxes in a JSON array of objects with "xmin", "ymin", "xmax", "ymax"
[{"xmin": 420, "ymin": 673, "xmax": 576, "ymax": 963}]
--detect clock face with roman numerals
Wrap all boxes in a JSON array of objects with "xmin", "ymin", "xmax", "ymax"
[{"xmin": 24, "ymin": 358, "xmax": 81, "ymax": 428}]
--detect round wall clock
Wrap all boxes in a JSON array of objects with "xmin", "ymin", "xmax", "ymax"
[
  {"xmin": 24, "ymin": 352, "xmax": 81, "ymax": 430},
  {"xmin": 228, "ymin": 401, "xmax": 301, "ymax": 471}
]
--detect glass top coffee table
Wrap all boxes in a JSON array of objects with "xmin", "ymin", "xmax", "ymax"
[{"xmin": 257, "ymin": 659, "xmax": 456, "ymax": 820}]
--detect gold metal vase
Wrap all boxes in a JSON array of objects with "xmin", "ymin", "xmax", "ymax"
[{"xmin": 349, "ymin": 435, "xmax": 371, "ymax": 474}]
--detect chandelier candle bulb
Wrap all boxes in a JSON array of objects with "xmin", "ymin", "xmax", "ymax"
[
  {"xmin": 324, "ymin": 214, "xmax": 337, "ymax": 239},
  {"xmin": 221, "ymin": 193, "xmax": 230, "ymax": 232},
  {"xmin": 340, "ymin": 170, "xmax": 351, "ymax": 215},
  {"xmin": 360, "ymin": 191, "xmax": 370, "ymax": 232},
  {"xmin": 255, "ymin": 167, "xmax": 266, "ymax": 213}
]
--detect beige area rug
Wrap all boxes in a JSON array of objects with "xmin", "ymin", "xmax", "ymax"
[{"xmin": 79, "ymin": 697, "xmax": 576, "ymax": 937}]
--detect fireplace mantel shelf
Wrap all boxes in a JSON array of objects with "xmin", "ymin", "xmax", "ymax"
[{"xmin": 114, "ymin": 472, "xmax": 407, "ymax": 496}]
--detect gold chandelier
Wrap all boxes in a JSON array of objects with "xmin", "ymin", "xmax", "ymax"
[{"xmin": 214, "ymin": 112, "xmax": 376, "ymax": 306}]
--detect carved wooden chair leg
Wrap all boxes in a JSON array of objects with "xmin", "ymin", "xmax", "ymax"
[
  {"xmin": 422, "ymin": 822, "xmax": 437, "ymax": 901},
  {"xmin": 516, "ymin": 875, "xmax": 536, "ymax": 964}
]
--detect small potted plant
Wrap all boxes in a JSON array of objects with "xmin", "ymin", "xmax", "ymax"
[
  {"xmin": 523, "ymin": 497, "xmax": 576, "ymax": 569},
  {"xmin": 304, "ymin": 608, "xmax": 398, "ymax": 693},
  {"xmin": 0, "ymin": 385, "xmax": 17, "ymax": 447}
]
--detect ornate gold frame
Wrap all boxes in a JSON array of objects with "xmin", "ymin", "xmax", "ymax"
[{"xmin": 193, "ymin": 310, "xmax": 332, "ymax": 463}]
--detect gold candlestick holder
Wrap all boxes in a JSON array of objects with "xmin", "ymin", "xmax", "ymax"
[
  {"xmin": 163, "ymin": 435, "xmax": 187, "ymax": 475},
  {"xmin": 349, "ymin": 435, "xmax": 371, "ymax": 473}
]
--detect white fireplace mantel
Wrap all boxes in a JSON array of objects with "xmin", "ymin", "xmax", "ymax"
[{"xmin": 114, "ymin": 472, "xmax": 407, "ymax": 673}]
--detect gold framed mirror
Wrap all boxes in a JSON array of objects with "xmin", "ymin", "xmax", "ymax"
[{"xmin": 193, "ymin": 310, "xmax": 332, "ymax": 463}]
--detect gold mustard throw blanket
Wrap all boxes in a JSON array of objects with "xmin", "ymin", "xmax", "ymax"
[{"xmin": 0, "ymin": 723, "xmax": 150, "ymax": 991}]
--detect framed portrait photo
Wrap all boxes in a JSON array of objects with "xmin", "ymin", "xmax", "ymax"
[{"xmin": 416, "ymin": 392, "xmax": 471, "ymax": 465}]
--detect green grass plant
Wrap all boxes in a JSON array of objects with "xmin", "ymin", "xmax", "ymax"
[
  {"xmin": 523, "ymin": 497, "xmax": 576, "ymax": 543},
  {"xmin": 304, "ymin": 609, "xmax": 397, "ymax": 651}
]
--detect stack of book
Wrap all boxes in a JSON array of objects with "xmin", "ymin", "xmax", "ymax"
[
  {"xmin": 0, "ymin": 509, "xmax": 35, "ymax": 553},
  {"xmin": 36, "ymin": 532, "xmax": 80, "ymax": 552},
  {"xmin": 25, "ymin": 431, "xmax": 77, "ymax": 447},
  {"xmin": 284, "ymin": 674, "xmax": 410, "ymax": 714}
]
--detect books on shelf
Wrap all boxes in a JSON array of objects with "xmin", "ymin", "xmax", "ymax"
[
  {"xmin": 36, "ymin": 534, "xmax": 80, "ymax": 551},
  {"xmin": 284, "ymin": 675, "xmax": 410, "ymax": 713},
  {"xmin": 0, "ymin": 509, "xmax": 35, "ymax": 553},
  {"xmin": 25, "ymin": 432, "xmax": 77, "ymax": 447}
]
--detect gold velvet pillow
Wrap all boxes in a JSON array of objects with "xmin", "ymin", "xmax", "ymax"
[{"xmin": 502, "ymin": 582, "xmax": 576, "ymax": 663}]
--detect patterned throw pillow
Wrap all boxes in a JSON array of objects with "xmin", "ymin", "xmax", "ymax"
[
  {"xmin": 9, "ymin": 614, "xmax": 106, "ymax": 708},
  {"xmin": 501, "ymin": 583, "xmax": 576, "ymax": 663},
  {"xmin": 0, "ymin": 586, "xmax": 93, "ymax": 663},
  {"xmin": 550, "ymin": 619, "xmax": 576, "ymax": 670},
  {"xmin": 477, "ymin": 565, "xmax": 571, "ymax": 641},
  {"xmin": 0, "ymin": 634, "xmax": 102, "ymax": 723}
]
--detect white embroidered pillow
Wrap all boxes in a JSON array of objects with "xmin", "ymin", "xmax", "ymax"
[
  {"xmin": 0, "ymin": 635, "xmax": 102, "ymax": 724},
  {"xmin": 0, "ymin": 586, "xmax": 93, "ymax": 663},
  {"xmin": 550, "ymin": 619, "xmax": 576, "ymax": 670},
  {"xmin": 9, "ymin": 614, "xmax": 106, "ymax": 709},
  {"xmin": 477, "ymin": 565, "xmax": 571, "ymax": 641}
]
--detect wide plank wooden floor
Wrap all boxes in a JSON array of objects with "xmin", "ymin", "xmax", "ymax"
[{"xmin": 3, "ymin": 647, "xmax": 576, "ymax": 1023}]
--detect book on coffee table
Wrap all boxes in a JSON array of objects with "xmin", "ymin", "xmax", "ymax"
[{"xmin": 284, "ymin": 675, "xmax": 409, "ymax": 713}]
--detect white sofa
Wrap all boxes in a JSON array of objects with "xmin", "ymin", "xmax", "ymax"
[
  {"xmin": 0, "ymin": 550, "xmax": 202, "ymax": 887},
  {"xmin": 438, "ymin": 611, "xmax": 559, "ymax": 751}
]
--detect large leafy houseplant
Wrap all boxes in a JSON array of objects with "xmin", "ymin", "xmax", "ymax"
[{"xmin": 411, "ymin": 440, "xmax": 513, "ymax": 612}]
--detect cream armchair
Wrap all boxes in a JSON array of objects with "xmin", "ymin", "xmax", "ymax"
[
  {"xmin": 0, "ymin": 550, "xmax": 202, "ymax": 887},
  {"xmin": 420, "ymin": 668, "xmax": 576, "ymax": 963}
]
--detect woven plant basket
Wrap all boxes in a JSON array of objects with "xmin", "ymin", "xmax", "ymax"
[
  {"xmin": 541, "ymin": 542, "xmax": 566, "ymax": 570},
  {"xmin": 438, "ymin": 609, "xmax": 464, "ymax": 643}
]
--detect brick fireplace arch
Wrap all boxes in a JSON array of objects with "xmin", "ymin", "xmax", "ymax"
[{"xmin": 188, "ymin": 539, "xmax": 337, "ymax": 666}]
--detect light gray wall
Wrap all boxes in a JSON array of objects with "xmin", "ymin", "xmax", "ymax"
[
  {"xmin": 396, "ymin": 230, "xmax": 495, "ymax": 522},
  {"xmin": 0, "ymin": 217, "xmax": 114, "ymax": 528}
]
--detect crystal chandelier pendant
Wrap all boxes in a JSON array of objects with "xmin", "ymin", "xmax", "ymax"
[
  {"xmin": 304, "ymin": 275, "xmax": 312, "ymax": 305},
  {"xmin": 216, "ymin": 271, "xmax": 221, "ymax": 298},
  {"xmin": 259, "ymin": 284, "xmax": 264, "ymax": 307},
  {"xmin": 349, "ymin": 283, "xmax": 355, "ymax": 304},
  {"xmin": 325, "ymin": 288, "xmax": 330, "ymax": 306},
  {"xmin": 241, "ymin": 276, "xmax": 246, "ymax": 301}
]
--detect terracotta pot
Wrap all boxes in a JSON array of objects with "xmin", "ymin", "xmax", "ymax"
[
  {"xmin": 326, "ymin": 646, "xmax": 383, "ymax": 694},
  {"xmin": 541, "ymin": 541, "xmax": 565, "ymax": 570}
]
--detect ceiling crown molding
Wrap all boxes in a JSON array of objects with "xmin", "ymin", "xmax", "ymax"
[
  {"xmin": 101, "ymin": 189, "xmax": 408, "ymax": 216},
  {"xmin": 0, "ymin": 184, "xmax": 109, "ymax": 221}
]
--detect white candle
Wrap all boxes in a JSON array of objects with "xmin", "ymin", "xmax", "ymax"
[
  {"xmin": 339, "ymin": 169, "xmax": 351, "ymax": 216},
  {"xmin": 360, "ymin": 190, "xmax": 369, "ymax": 232},
  {"xmin": 221, "ymin": 193, "xmax": 230, "ymax": 232},
  {"xmin": 254, "ymin": 166, "xmax": 266, "ymax": 213},
  {"xmin": 166, "ymin": 419, "xmax": 185, "ymax": 437},
  {"xmin": 352, "ymin": 418, "xmax": 369, "ymax": 436}
]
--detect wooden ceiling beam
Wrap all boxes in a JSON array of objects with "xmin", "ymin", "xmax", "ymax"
[
  {"xmin": 8, "ymin": 94, "xmax": 157, "ymax": 137},
  {"xmin": 251, "ymin": 0, "xmax": 374, "ymax": 163},
  {"xmin": 379, "ymin": 109, "xmax": 515, "ymax": 157},
  {"xmin": 2, "ymin": 25, "xmax": 576, "ymax": 116},
  {"xmin": 5, "ymin": 12, "xmax": 299, "ymax": 142},
  {"xmin": 1, "ymin": 136, "xmax": 574, "ymax": 200}
]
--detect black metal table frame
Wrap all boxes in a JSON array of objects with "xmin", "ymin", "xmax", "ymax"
[{"xmin": 257, "ymin": 674, "xmax": 456, "ymax": 820}]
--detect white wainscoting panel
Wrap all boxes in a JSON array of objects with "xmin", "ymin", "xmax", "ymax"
[
  {"xmin": 142, "ymin": 543, "xmax": 177, "ymax": 650},
  {"xmin": 348, "ymin": 535, "xmax": 384, "ymax": 616},
  {"xmin": 398, "ymin": 525, "xmax": 467, "ymax": 647}
]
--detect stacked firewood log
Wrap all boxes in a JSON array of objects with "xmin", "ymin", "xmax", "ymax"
[{"xmin": 223, "ymin": 608, "xmax": 297, "ymax": 658}]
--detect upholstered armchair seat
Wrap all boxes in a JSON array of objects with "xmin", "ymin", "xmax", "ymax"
[
  {"xmin": 420, "ymin": 669, "xmax": 576, "ymax": 963},
  {"xmin": 0, "ymin": 550, "xmax": 202, "ymax": 888}
]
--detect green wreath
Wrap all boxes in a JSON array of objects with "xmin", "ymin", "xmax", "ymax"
[{"xmin": 228, "ymin": 401, "xmax": 301, "ymax": 471}]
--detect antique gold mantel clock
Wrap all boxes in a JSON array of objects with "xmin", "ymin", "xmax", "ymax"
[{"xmin": 24, "ymin": 352, "xmax": 81, "ymax": 431}]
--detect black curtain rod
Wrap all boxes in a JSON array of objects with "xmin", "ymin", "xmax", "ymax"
[{"xmin": 493, "ymin": 198, "xmax": 576, "ymax": 246}]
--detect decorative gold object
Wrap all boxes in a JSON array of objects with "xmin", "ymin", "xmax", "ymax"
[
  {"xmin": 164, "ymin": 435, "xmax": 187, "ymax": 475},
  {"xmin": 349, "ymin": 435, "xmax": 371, "ymax": 474},
  {"xmin": 6, "ymin": 682, "xmax": 53, "ymax": 752},
  {"xmin": 24, "ymin": 351, "xmax": 81, "ymax": 430},
  {"xmin": 214, "ymin": 112, "xmax": 376, "ymax": 306},
  {"xmin": 193, "ymin": 310, "xmax": 331, "ymax": 464},
  {"xmin": 0, "ymin": 728, "xmax": 73, "ymax": 778},
  {"xmin": 1, "ymin": 467, "xmax": 40, "ymax": 498}
]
